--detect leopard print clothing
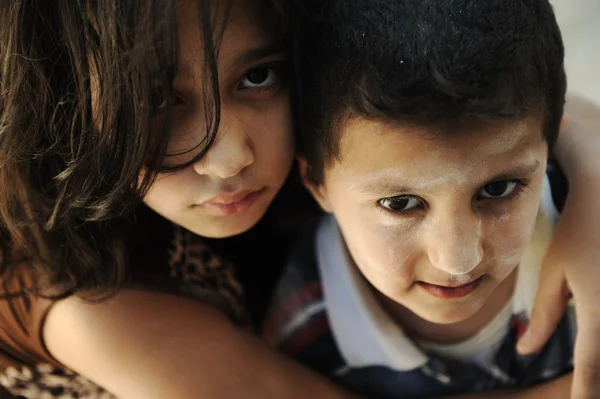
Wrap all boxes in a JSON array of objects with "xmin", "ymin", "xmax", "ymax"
[
  {"xmin": 0, "ymin": 226, "xmax": 246, "ymax": 398},
  {"xmin": 0, "ymin": 365, "xmax": 116, "ymax": 399},
  {"xmin": 167, "ymin": 226, "xmax": 246, "ymax": 324}
]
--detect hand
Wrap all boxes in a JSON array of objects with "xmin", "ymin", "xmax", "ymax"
[{"xmin": 517, "ymin": 94, "xmax": 600, "ymax": 399}]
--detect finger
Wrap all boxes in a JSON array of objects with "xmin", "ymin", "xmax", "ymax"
[
  {"xmin": 516, "ymin": 270, "xmax": 570, "ymax": 355},
  {"xmin": 571, "ymin": 316, "xmax": 600, "ymax": 399}
]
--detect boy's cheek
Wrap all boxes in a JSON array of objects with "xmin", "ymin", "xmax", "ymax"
[
  {"xmin": 342, "ymin": 215, "xmax": 419, "ymax": 285},
  {"xmin": 483, "ymin": 200, "xmax": 542, "ymax": 277}
]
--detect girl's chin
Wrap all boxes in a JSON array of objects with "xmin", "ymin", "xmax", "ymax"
[{"xmin": 186, "ymin": 207, "xmax": 269, "ymax": 238}]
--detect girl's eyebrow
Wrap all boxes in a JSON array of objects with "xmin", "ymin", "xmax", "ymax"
[
  {"xmin": 172, "ymin": 42, "xmax": 286, "ymax": 80},
  {"xmin": 236, "ymin": 41, "xmax": 287, "ymax": 66}
]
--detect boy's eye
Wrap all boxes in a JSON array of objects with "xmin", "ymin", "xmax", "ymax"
[
  {"xmin": 378, "ymin": 196, "xmax": 421, "ymax": 212},
  {"xmin": 478, "ymin": 181, "xmax": 518, "ymax": 199},
  {"xmin": 239, "ymin": 66, "xmax": 279, "ymax": 90}
]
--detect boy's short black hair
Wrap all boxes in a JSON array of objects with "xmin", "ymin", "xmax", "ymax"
[{"xmin": 296, "ymin": 0, "xmax": 566, "ymax": 182}]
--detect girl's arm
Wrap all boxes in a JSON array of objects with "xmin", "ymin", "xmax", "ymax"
[
  {"xmin": 517, "ymin": 94, "xmax": 600, "ymax": 399},
  {"xmin": 45, "ymin": 288, "xmax": 574, "ymax": 399},
  {"xmin": 44, "ymin": 289, "xmax": 360, "ymax": 399},
  {"xmin": 442, "ymin": 373, "xmax": 572, "ymax": 399}
]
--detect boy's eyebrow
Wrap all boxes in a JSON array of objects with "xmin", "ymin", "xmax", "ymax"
[
  {"xmin": 486, "ymin": 160, "xmax": 541, "ymax": 182},
  {"xmin": 354, "ymin": 160, "xmax": 541, "ymax": 194},
  {"xmin": 353, "ymin": 179, "xmax": 412, "ymax": 195}
]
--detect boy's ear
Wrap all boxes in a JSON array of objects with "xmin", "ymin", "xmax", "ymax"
[{"xmin": 296, "ymin": 156, "xmax": 333, "ymax": 213}]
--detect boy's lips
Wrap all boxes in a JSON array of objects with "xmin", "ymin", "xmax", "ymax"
[{"xmin": 417, "ymin": 276, "xmax": 484, "ymax": 299}]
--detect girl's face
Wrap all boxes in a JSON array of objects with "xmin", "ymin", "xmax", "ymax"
[{"xmin": 143, "ymin": 0, "xmax": 294, "ymax": 238}]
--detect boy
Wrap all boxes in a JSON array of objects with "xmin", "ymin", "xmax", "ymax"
[{"xmin": 264, "ymin": 0, "xmax": 575, "ymax": 397}]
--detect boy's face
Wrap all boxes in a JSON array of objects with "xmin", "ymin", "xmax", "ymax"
[{"xmin": 305, "ymin": 115, "xmax": 548, "ymax": 325}]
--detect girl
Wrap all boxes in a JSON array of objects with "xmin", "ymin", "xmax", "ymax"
[{"xmin": 0, "ymin": 0, "xmax": 598, "ymax": 398}]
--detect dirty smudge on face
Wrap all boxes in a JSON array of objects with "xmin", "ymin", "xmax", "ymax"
[{"xmin": 319, "ymin": 114, "xmax": 548, "ymax": 333}]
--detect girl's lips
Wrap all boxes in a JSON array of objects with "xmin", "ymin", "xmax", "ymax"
[
  {"xmin": 417, "ymin": 276, "xmax": 484, "ymax": 299},
  {"xmin": 200, "ymin": 188, "xmax": 265, "ymax": 216}
]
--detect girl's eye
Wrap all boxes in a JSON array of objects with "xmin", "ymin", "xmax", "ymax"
[
  {"xmin": 478, "ymin": 180, "xmax": 518, "ymax": 199},
  {"xmin": 378, "ymin": 196, "xmax": 422, "ymax": 212},
  {"xmin": 239, "ymin": 66, "xmax": 279, "ymax": 90},
  {"xmin": 150, "ymin": 89, "xmax": 183, "ymax": 114}
]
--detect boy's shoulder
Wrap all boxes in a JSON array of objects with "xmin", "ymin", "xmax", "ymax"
[
  {"xmin": 263, "ymin": 216, "xmax": 347, "ymax": 375},
  {"xmin": 263, "ymin": 215, "xmax": 430, "ymax": 376},
  {"xmin": 264, "ymin": 217, "xmax": 323, "ymax": 315}
]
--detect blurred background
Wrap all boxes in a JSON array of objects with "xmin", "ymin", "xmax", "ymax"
[{"xmin": 551, "ymin": 0, "xmax": 600, "ymax": 104}]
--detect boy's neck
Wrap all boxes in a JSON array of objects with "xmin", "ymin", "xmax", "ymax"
[{"xmin": 376, "ymin": 269, "xmax": 518, "ymax": 344}]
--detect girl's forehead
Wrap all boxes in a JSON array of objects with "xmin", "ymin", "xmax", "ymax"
[
  {"xmin": 176, "ymin": 0, "xmax": 281, "ymax": 42},
  {"xmin": 176, "ymin": 0, "xmax": 284, "ymax": 74}
]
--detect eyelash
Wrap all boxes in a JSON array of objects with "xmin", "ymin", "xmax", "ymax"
[
  {"xmin": 149, "ymin": 61, "xmax": 288, "ymax": 115},
  {"xmin": 237, "ymin": 62, "xmax": 287, "ymax": 94},
  {"xmin": 377, "ymin": 179, "xmax": 530, "ymax": 215},
  {"xmin": 482, "ymin": 179, "xmax": 529, "ymax": 205}
]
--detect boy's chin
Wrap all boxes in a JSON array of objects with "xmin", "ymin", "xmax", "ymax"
[
  {"xmin": 412, "ymin": 297, "xmax": 487, "ymax": 326},
  {"xmin": 420, "ymin": 307, "xmax": 481, "ymax": 325}
]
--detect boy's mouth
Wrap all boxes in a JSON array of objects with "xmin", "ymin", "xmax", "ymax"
[{"xmin": 417, "ymin": 276, "xmax": 484, "ymax": 299}]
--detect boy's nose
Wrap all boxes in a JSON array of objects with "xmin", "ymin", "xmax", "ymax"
[
  {"xmin": 425, "ymin": 212, "xmax": 483, "ymax": 275},
  {"xmin": 193, "ymin": 123, "xmax": 255, "ymax": 179}
]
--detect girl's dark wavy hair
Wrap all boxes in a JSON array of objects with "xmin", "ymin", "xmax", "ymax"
[{"xmin": 0, "ymin": 0, "xmax": 285, "ymax": 298}]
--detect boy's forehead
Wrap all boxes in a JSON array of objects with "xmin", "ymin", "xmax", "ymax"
[
  {"xmin": 326, "ymin": 114, "xmax": 546, "ymax": 183},
  {"xmin": 341, "ymin": 113, "xmax": 542, "ymax": 150}
]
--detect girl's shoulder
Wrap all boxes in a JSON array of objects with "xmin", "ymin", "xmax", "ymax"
[{"xmin": 0, "ymin": 207, "xmax": 248, "ymax": 398}]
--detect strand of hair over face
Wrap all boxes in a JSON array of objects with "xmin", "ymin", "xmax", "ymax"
[{"xmin": 0, "ymin": 0, "xmax": 224, "ymax": 298}]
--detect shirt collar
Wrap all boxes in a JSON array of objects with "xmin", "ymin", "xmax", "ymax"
[{"xmin": 315, "ymin": 215, "xmax": 428, "ymax": 371}]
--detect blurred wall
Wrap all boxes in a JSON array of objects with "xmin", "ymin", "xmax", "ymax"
[{"xmin": 551, "ymin": 0, "xmax": 600, "ymax": 104}]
